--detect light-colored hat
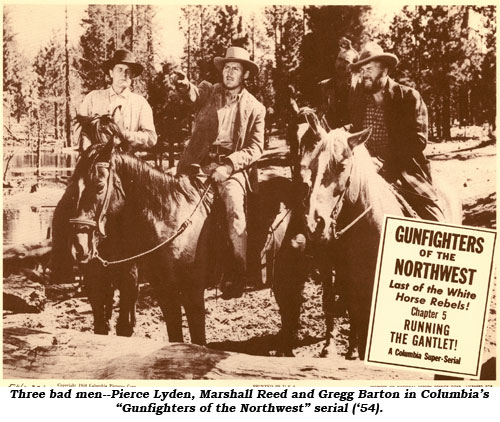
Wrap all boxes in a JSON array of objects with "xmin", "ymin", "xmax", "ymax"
[
  {"xmin": 102, "ymin": 49, "xmax": 144, "ymax": 77},
  {"xmin": 214, "ymin": 46, "xmax": 259, "ymax": 76},
  {"xmin": 350, "ymin": 42, "xmax": 399, "ymax": 70}
]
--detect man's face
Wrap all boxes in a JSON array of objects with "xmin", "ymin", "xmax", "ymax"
[
  {"xmin": 110, "ymin": 64, "xmax": 133, "ymax": 91},
  {"xmin": 222, "ymin": 62, "xmax": 248, "ymax": 90},
  {"xmin": 335, "ymin": 57, "xmax": 351, "ymax": 81},
  {"xmin": 360, "ymin": 60, "xmax": 387, "ymax": 93}
]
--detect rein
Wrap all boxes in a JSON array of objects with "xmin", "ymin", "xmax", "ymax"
[
  {"xmin": 94, "ymin": 182, "xmax": 212, "ymax": 267},
  {"xmin": 329, "ymin": 163, "xmax": 372, "ymax": 240}
]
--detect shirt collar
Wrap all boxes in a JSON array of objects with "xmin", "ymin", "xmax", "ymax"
[
  {"xmin": 109, "ymin": 87, "xmax": 131, "ymax": 100},
  {"xmin": 224, "ymin": 89, "xmax": 244, "ymax": 105}
]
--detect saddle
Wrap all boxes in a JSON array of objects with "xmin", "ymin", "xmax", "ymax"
[{"xmin": 185, "ymin": 165, "xmax": 295, "ymax": 292}]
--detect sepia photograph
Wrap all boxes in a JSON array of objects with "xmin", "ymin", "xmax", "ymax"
[{"xmin": 2, "ymin": 3, "xmax": 496, "ymax": 382}]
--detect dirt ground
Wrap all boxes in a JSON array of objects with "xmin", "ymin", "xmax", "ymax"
[{"xmin": 3, "ymin": 134, "xmax": 497, "ymax": 379}]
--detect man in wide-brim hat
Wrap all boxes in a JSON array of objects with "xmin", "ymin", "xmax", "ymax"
[
  {"xmin": 171, "ymin": 46, "xmax": 265, "ymax": 299},
  {"xmin": 77, "ymin": 48, "xmax": 156, "ymax": 150},
  {"xmin": 51, "ymin": 49, "xmax": 157, "ymax": 286},
  {"xmin": 348, "ymin": 41, "xmax": 444, "ymax": 221},
  {"xmin": 317, "ymin": 36, "xmax": 359, "ymax": 129}
]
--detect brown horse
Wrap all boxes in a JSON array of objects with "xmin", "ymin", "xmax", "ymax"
[
  {"xmin": 296, "ymin": 109, "xmax": 460, "ymax": 359},
  {"xmin": 52, "ymin": 114, "xmax": 139, "ymax": 337},
  {"xmin": 68, "ymin": 115, "xmax": 300, "ymax": 347}
]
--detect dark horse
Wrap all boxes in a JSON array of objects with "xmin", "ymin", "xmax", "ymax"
[
  {"xmin": 67, "ymin": 114, "xmax": 302, "ymax": 348},
  {"xmin": 293, "ymin": 109, "xmax": 461, "ymax": 359}
]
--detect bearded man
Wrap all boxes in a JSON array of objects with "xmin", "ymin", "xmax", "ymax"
[{"xmin": 348, "ymin": 42, "xmax": 444, "ymax": 221}]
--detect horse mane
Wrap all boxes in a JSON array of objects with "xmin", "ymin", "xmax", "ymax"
[
  {"xmin": 351, "ymin": 145, "xmax": 404, "ymax": 222},
  {"xmin": 112, "ymin": 152, "xmax": 212, "ymax": 219},
  {"xmin": 311, "ymin": 130, "xmax": 403, "ymax": 226},
  {"xmin": 73, "ymin": 114, "xmax": 212, "ymax": 221}
]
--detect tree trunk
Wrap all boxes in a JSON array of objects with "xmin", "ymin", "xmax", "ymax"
[
  {"xmin": 442, "ymin": 85, "xmax": 451, "ymax": 139},
  {"xmin": 130, "ymin": 4, "xmax": 134, "ymax": 52},
  {"xmin": 65, "ymin": 6, "xmax": 71, "ymax": 148},
  {"xmin": 54, "ymin": 102, "xmax": 58, "ymax": 140},
  {"xmin": 4, "ymin": 327, "xmax": 432, "ymax": 380}
]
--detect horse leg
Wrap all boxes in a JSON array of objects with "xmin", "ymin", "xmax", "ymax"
[
  {"xmin": 153, "ymin": 270, "xmax": 184, "ymax": 343},
  {"xmin": 83, "ymin": 263, "xmax": 113, "ymax": 335},
  {"xmin": 116, "ymin": 263, "xmax": 139, "ymax": 337},
  {"xmin": 273, "ymin": 234, "xmax": 307, "ymax": 357},
  {"xmin": 319, "ymin": 263, "xmax": 340, "ymax": 358},
  {"xmin": 182, "ymin": 282, "xmax": 206, "ymax": 346}
]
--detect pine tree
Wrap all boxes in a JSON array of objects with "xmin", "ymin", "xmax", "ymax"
[
  {"xmin": 263, "ymin": 5, "xmax": 304, "ymax": 119},
  {"xmin": 77, "ymin": 5, "xmax": 110, "ymax": 92},
  {"xmin": 33, "ymin": 32, "xmax": 65, "ymax": 142},
  {"xmin": 3, "ymin": 9, "xmax": 29, "ymax": 123}
]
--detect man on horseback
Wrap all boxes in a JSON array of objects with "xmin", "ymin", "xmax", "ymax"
[
  {"xmin": 171, "ymin": 46, "xmax": 265, "ymax": 299},
  {"xmin": 75, "ymin": 49, "xmax": 157, "ymax": 151},
  {"xmin": 348, "ymin": 42, "xmax": 445, "ymax": 221},
  {"xmin": 51, "ymin": 49, "xmax": 157, "ymax": 284},
  {"xmin": 318, "ymin": 37, "xmax": 359, "ymax": 129}
]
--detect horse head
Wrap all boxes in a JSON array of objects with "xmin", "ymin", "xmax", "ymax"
[
  {"xmin": 299, "ymin": 115, "xmax": 372, "ymax": 243},
  {"xmin": 69, "ymin": 119, "xmax": 126, "ymax": 264},
  {"xmin": 75, "ymin": 106, "xmax": 130, "ymax": 152}
]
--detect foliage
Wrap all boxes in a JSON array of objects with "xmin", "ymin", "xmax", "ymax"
[
  {"xmin": 77, "ymin": 5, "xmax": 157, "ymax": 97},
  {"xmin": 3, "ymin": 9, "xmax": 30, "ymax": 123},
  {"xmin": 389, "ymin": 5, "xmax": 496, "ymax": 138}
]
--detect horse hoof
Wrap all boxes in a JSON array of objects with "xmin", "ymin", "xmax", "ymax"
[
  {"xmin": 116, "ymin": 326, "xmax": 134, "ymax": 337},
  {"xmin": 220, "ymin": 282, "xmax": 244, "ymax": 300},
  {"xmin": 320, "ymin": 344, "xmax": 337, "ymax": 358},
  {"xmin": 276, "ymin": 349, "xmax": 295, "ymax": 357},
  {"xmin": 345, "ymin": 347, "xmax": 359, "ymax": 360}
]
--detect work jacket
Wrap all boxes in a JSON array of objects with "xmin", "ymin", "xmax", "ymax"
[{"xmin": 177, "ymin": 81, "xmax": 265, "ymax": 192}]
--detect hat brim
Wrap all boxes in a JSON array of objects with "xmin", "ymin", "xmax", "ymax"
[
  {"xmin": 102, "ymin": 60, "xmax": 144, "ymax": 77},
  {"xmin": 350, "ymin": 53, "xmax": 399, "ymax": 71},
  {"xmin": 214, "ymin": 57, "xmax": 259, "ymax": 76}
]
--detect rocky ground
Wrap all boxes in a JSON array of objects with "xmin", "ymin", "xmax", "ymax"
[{"xmin": 3, "ymin": 132, "xmax": 496, "ymax": 380}]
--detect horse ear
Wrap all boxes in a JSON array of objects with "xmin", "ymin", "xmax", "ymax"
[
  {"xmin": 111, "ymin": 105, "xmax": 122, "ymax": 121},
  {"xmin": 289, "ymin": 98, "xmax": 300, "ymax": 115},
  {"xmin": 304, "ymin": 111, "xmax": 323, "ymax": 136},
  {"xmin": 347, "ymin": 127, "xmax": 372, "ymax": 150}
]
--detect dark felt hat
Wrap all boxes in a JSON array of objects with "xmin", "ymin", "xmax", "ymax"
[{"xmin": 102, "ymin": 49, "xmax": 144, "ymax": 77}]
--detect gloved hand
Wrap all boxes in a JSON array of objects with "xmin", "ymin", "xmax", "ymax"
[
  {"xmin": 211, "ymin": 164, "xmax": 233, "ymax": 183},
  {"xmin": 170, "ymin": 70, "xmax": 189, "ymax": 91}
]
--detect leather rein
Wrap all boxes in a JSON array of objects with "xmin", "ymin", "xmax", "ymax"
[
  {"xmin": 69, "ymin": 159, "xmax": 212, "ymax": 267},
  {"xmin": 326, "ymin": 163, "xmax": 372, "ymax": 240}
]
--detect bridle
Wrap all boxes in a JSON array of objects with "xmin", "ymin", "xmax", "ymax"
[
  {"xmin": 308, "ymin": 150, "xmax": 372, "ymax": 241},
  {"xmin": 69, "ymin": 155, "xmax": 212, "ymax": 267},
  {"xmin": 69, "ymin": 161, "xmax": 115, "ymax": 236}
]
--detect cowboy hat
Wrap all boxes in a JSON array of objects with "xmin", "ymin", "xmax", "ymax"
[
  {"xmin": 349, "ymin": 42, "xmax": 399, "ymax": 70},
  {"xmin": 102, "ymin": 49, "xmax": 144, "ymax": 77},
  {"xmin": 213, "ymin": 46, "xmax": 259, "ymax": 76}
]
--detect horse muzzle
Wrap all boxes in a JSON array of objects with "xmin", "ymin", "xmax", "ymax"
[
  {"xmin": 304, "ymin": 213, "xmax": 333, "ymax": 244},
  {"xmin": 69, "ymin": 218, "xmax": 98, "ymax": 264}
]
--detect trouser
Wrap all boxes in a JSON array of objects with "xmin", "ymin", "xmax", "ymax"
[
  {"xmin": 202, "ymin": 162, "xmax": 248, "ymax": 276},
  {"xmin": 216, "ymin": 175, "xmax": 248, "ymax": 276},
  {"xmin": 397, "ymin": 170, "xmax": 445, "ymax": 222}
]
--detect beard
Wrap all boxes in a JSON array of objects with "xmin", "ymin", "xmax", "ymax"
[{"xmin": 362, "ymin": 74, "xmax": 385, "ymax": 94}]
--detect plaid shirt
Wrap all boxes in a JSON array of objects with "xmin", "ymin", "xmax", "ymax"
[{"xmin": 362, "ymin": 96, "xmax": 391, "ymax": 161}]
